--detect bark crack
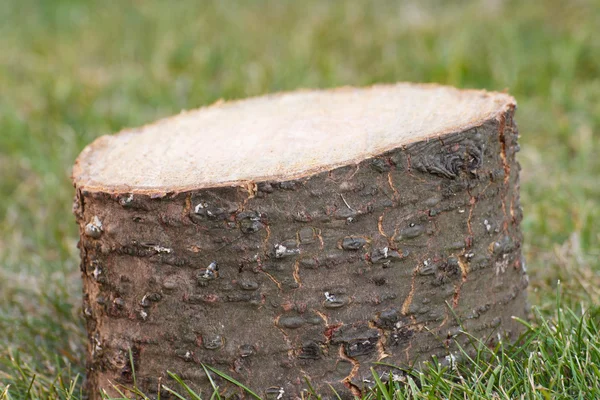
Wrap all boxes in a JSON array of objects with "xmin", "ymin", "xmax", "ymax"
[
  {"xmin": 453, "ymin": 185, "xmax": 473, "ymax": 309},
  {"xmin": 256, "ymin": 256, "xmax": 282, "ymax": 291},
  {"xmin": 405, "ymin": 152, "xmax": 427, "ymax": 183},
  {"xmin": 241, "ymin": 182, "xmax": 257, "ymax": 209},
  {"xmin": 497, "ymin": 111, "xmax": 512, "ymax": 233},
  {"xmin": 314, "ymin": 310, "xmax": 329, "ymax": 329},
  {"xmin": 401, "ymin": 265, "xmax": 419, "ymax": 315},
  {"xmin": 76, "ymin": 189, "xmax": 85, "ymax": 219},
  {"xmin": 183, "ymin": 193, "xmax": 192, "ymax": 218},
  {"xmin": 466, "ymin": 190, "xmax": 476, "ymax": 237},
  {"xmin": 404, "ymin": 338, "xmax": 413, "ymax": 363},
  {"xmin": 262, "ymin": 225, "xmax": 271, "ymax": 253},
  {"xmin": 452, "ymin": 255, "xmax": 469, "ymax": 308},
  {"xmin": 387, "ymin": 171, "xmax": 400, "ymax": 201},
  {"xmin": 261, "ymin": 269, "xmax": 282, "ymax": 291},
  {"xmin": 292, "ymin": 260, "xmax": 302, "ymax": 288},
  {"xmin": 338, "ymin": 344, "xmax": 362, "ymax": 397},
  {"xmin": 377, "ymin": 214, "xmax": 388, "ymax": 238},
  {"xmin": 501, "ymin": 200, "xmax": 509, "ymax": 233},
  {"xmin": 437, "ymin": 313, "xmax": 450, "ymax": 331},
  {"xmin": 315, "ymin": 228, "xmax": 324, "ymax": 249},
  {"xmin": 510, "ymin": 195, "xmax": 516, "ymax": 223},
  {"xmin": 497, "ymin": 114, "xmax": 511, "ymax": 187},
  {"xmin": 368, "ymin": 321, "xmax": 390, "ymax": 362},
  {"xmin": 273, "ymin": 315, "xmax": 294, "ymax": 360}
]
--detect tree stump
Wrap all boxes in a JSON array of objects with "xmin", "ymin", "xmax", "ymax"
[{"xmin": 72, "ymin": 83, "xmax": 528, "ymax": 399}]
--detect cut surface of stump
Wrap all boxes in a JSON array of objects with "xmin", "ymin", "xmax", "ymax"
[
  {"xmin": 73, "ymin": 83, "xmax": 528, "ymax": 399},
  {"xmin": 74, "ymin": 84, "xmax": 514, "ymax": 193}
]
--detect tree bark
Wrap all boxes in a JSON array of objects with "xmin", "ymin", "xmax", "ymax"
[{"xmin": 72, "ymin": 84, "xmax": 528, "ymax": 399}]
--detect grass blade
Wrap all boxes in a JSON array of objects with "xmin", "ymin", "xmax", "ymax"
[
  {"xmin": 370, "ymin": 368, "xmax": 391, "ymax": 400},
  {"xmin": 160, "ymin": 385, "xmax": 189, "ymax": 400},
  {"xmin": 166, "ymin": 371, "xmax": 202, "ymax": 400},
  {"xmin": 202, "ymin": 364, "xmax": 261, "ymax": 400},
  {"xmin": 201, "ymin": 363, "xmax": 221, "ymax": 399}
]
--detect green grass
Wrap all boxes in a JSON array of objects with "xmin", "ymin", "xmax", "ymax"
[{"xmin": 1, "ymin": 0, "xmax": 599, "ymax": 398}]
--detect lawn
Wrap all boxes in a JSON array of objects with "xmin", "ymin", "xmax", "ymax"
[{"xmin": 1, "ymin": 0, "xmax": 599, "ymax": 398}]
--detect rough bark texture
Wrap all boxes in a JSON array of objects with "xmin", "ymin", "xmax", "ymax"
[{"xmin": 73, "ymin": 90, "xmax": 527, "ymax": 399}]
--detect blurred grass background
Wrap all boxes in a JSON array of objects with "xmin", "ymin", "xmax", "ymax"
[{"xmin": 1, "ymin": 0, "xmax": 599, "ymax": 398}]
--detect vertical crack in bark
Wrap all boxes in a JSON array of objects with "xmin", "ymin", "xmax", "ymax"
[
  {"xmin": 466, "ymin": 191, "xmax": 476, "ymax": 237},
  {"xmin": 401, "ymin": 265, "xmax": 419, "ymax": 315},
  {"xmin": 497, "ymin": 111, "xmax": 511, "ymax": 233},
  {"xmin": 455, "ymin": 187, "xmax": 476, "ymax": 308},
  {"xmin": 387, "ymin": 171, "xmax": 400, "ymax": 201},
  {"xmin": 378, "ymin": 209, "xmax": 398, "ymax": 248},
  {"xmin": 292, "ymin": 260, "xmax": 302, "ymax": 288},
  {"xmin": 404, "ymin": 338, "xmax": 414, "ymax": 363},
  {"xmin": 501, "ymin": 200, "xmax": 509, "ymax": 233},
  {"xmin": 338, "ymin": 344, "xmax": 362, "ymax": 397},
  {"xmin": 262, "ymin": 225, "xmax": 271, "ymax": 253},
  {"xmin": 452, "ymin": 255, "xmax": 469, "ymax": 309},
  {"xmin": 390, "ymin": 226, "xmax": 400, "ymax": 244},
  {"xmin": 377, "ymin": 214, "xmax": 388, "ymax": 238},
  {"xmin": 452, "ymin": 285, "xmax": 461, "ymax": 309},
  {"xmin": 497, "ymin": 113, "xmax": 511, "ymax": 187},
  {"xmin": 314, "ymin": 310, "xmax": 329, "ymax": 329},
  {"xmin": 273, "ymin": 315, "xmax": 294, "ymax": 360},
  {"xmin": 314, "ymin": 309, "xmax": 343, "ymax": 355},
  {"xmin": 242, "ymin": 182, "xmax": 258, "ymax": 209},
  {"xmin": 315, "ymin": 228, "xmax": 324, "ymax": 249},
  {"xmin": 183, "ymin": 193, "xmax": 192, "ymax": 217},
  {"xmin": 77, "ymin": 188, "xmax": 85, "ymax": 217},
  {"xmin": 368, "ymin": 321, "xmax": 390, "ymax": 362},
  {"xmin": 405, "ymin": 152, "xmax": 426, "ymax": 183},
  {"xmin": 510, "ymin": 194, "xmax": 516, "ymax": 223},
  {"xmin": 437, "ymin": 313, "xmax": 450, "ymax": 331}
]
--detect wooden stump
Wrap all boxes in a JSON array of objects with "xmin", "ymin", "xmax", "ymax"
[{"xmin": 72, "ymin": 83, "xmax": 528, "ymax": 399}]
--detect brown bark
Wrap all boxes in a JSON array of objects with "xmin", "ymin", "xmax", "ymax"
[{"xmin": 72, "ymin": 84, "xmax": 527, "ymax": 399}]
